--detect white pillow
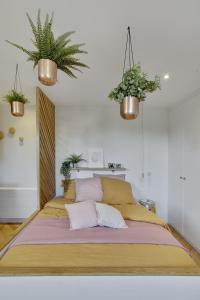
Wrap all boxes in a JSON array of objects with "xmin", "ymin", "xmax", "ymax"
[
  {"xmin": 65, "ymin": 200, "xmax": 97, "ymax": 230},
  {"xmin": 96, "ymin": 203, "xmax": 128, "ymax": 229}
]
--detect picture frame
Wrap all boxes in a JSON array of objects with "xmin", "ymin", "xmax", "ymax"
[{"xmin": 88, "ymin": 148, "xmax": 104, "ymax": 168}]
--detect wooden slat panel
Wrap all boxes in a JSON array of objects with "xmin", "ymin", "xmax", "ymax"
[{"xmin": 36, "ymin": 87, "xmax": 55, "ymax": 208}]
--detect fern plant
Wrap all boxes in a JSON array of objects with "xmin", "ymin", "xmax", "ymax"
[
  {"xmin": 2, "ymin": 90, "xmax": 28, "ymax": 104},
  {"xmin": 6, "ymin": 10, "xmax": 88, "ymax": 78},
  {"xmin": 67, "ymin": 153, "xmax": 86, "ymax": 167}
]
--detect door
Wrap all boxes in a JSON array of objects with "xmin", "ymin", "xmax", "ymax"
[
  {"xmin": 182, "ymin": 99, "xmax": 200, "ymax": 249},
  {"xmin": 168, "ymin": 107, "xmax": 184, "ymax": 233}
]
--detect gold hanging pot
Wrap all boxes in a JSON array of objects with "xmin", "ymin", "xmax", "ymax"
[
  {"xmin": 11, "ymin": 101, "xmax": 24, "ymax": 117},
  {"xmin": 38, "ymin": 59, "xmax": 57, "ymax": 86},
  {"xmin": 120, "ymin": 96, "xmax": 139, "ymax": 120}
]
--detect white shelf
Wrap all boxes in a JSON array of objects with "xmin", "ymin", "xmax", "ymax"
[{"xmin": 71, "ymin": 167, "xmax": 127, "ymax": 172}]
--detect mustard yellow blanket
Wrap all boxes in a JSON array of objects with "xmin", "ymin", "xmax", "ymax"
[{"xmin": 0, "ymin": 198, "xmax": 199, "ymax": 275}]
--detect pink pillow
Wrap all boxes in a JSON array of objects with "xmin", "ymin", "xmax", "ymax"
[
  {"xmin": 75, "ymin": 177, "xmax": 103, "ymax": 202},
  {"xmin": 65, "ymin": 200, "xmax": 97, "ymax": 230}
]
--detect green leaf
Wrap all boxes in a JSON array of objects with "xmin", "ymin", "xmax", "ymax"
[{"xmin": 5, "ymin": 10, "xmax": 88, "ymax": 79}]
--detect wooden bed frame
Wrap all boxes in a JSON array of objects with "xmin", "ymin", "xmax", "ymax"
[{"xmin": 0, "ymin": 88, "xmax": 200, "ymax": 300}]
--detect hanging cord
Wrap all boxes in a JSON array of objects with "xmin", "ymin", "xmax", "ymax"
[
  {"xmin": 13, "ymin": 64, "xmax": 22, "ymax": 92},
  {"xmin": 128, "ymin": 27, "xmax": 135, "ymax": 67},
  {"xmin": 13, "ymin": 64, "xmax": 18, "ymax": 91},
  {"xmin": 141, "ymin": 102, "xmax": 145, "ymax": 179},
  {"xmin": 122, "ymin": 26, "xmax": 135, "ymax": 80},
  {"xmin": 128, "ymin": 27, "xmax": 131, "ymax": 70},
  {"xmin": 122, "ymin": 29, "xmax": 129, "ymax": 79}
]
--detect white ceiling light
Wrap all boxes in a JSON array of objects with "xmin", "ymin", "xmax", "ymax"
[{"xmin": 163, "ymin": 73, "xmax": 170, "ymax": 80}]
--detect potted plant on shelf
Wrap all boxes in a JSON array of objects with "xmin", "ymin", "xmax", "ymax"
[
  {"xmin": 60, "ymin": 160, "xmax": 72, "ymax": 194},
  {"xmin": 2, "ymin": 90, "xmax": 28, "ymax": 117},
  {"xmin": 109, "ymin": 64, "xmax": 160, "ymax": 120},
  {"xmin": 60, "ymin": 160, "xmax": 71, "ymax": 180},
  {"xmin": 6, "ymin": 10, "xmax": 88, "ymax": 86},
  {"xmin": 67, "ymin": 153, "xmax": 86, "ymax": 168}
]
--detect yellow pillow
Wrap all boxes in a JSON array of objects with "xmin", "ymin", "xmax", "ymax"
[
  {"xmin": 45, "ymin": 197, "xmax": 74, "ymax": 209},
  {"xmin": 101, "ymin": 177, "xmax": 136, "ymax": 205},
  {"xmin": 62, "ymin": 179, "xmax": 76, "ymax": 200}
]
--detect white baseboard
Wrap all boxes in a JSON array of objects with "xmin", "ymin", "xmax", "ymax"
[{"xmin": 0, "ymin": 218, "xmax": 24, "ymax": 223}]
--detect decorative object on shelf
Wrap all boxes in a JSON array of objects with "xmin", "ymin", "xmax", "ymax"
[
  {"xmin": 115, "ymin": 163, "xmax": 122, "ymax": 169},
  {"xmin": 88, "ymin": 148, "xmax": 104, "ymax": 168},
  {"xmin": 138, "ymin": 199, "xmax": 156, "ymax": 214},
  {"xmin": 108, "ymin": 163, "xmax": 115, "ymax": 169},
  {"xmin": 2, "ymin": 64, "xmax": 28, "ymax": 117},
  {"xmin": 6, "ymin": 10, "xmax": 89, "ymax": 86},
  {"xmin": 60, "ymin": 160, "xmax": 71, "ymax": 179},
  {"xmin": 8, "ymin": 127, "xmax": 16, "ymax": 135},
  {"xmin": 66, "ymin": 153, "xmax": 86, "ymax": 168},
  {"xmin": 108, "ymin": 27, "xmax": 160, "ymax": 120},
  {"xmin": 108, "ymin": 163, "xmax": 122, "ymax": 169},
  {"xmin": 19, "ymin": 137, "xmax": 24, "ymax": 145},
  {"xmin": 0, "ymin": 131, "xmax": 4, "ymax": 140}
]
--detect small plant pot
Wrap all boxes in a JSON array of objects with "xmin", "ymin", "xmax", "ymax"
[
  {"xmin": 11, "ymin": 101, "xmax": 24, "ymax": 117},
  {"xmin": 120, "ymin": 96, "xmax": 139, "ymax": 120},
  {"xmin": 38, "ymin": 59, "xmax": 57, "ymax": 86}
]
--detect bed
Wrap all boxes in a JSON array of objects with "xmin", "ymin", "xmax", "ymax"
[{"xmin": 0, "ymin": 197, "xmax": 199, "ymax": 276}]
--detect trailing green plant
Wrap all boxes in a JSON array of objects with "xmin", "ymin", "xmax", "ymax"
[
  {"xmin": 2, "ymin": 90, "xmax": 28, "ymax": 104},
  {"xmin": 67, "ymin": 153, "xmax": 86, "ymax": 167},
  {"xmin": 109, "ymin": 64, "xmax": 160, "ymax": 103},
  {"xmin": 60, "ymin": 160, "xmax": 71, "ymax": 179},
  {"xmin": 6, "ymin": 10, "xmax": 88, "ymax": 78}
]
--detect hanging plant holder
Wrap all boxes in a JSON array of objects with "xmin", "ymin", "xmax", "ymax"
[
  {"xmin": 120, "ymin": 96, "xmax": 139, "ymax": 120},
  {"xmin": 120, "ymin": 27, "xmax": 139, "ymax": 120},
  {"xmin": 108, "ymin": 27, "xmax": 160, "ymax": 120},
  {"xmin": 11, "ymin": 101, "xmax": 24, "ymax": 117},
  {"xmin": 38, "ymin": 59, "xmax": 57, "ymax": 86},
  {"xmin": 2, "ymin": 64, "xmax": 28, "ymax": 117},
  {"xmin": 6, "ymin": 10, "xmax": 89, "ymax": 86}
]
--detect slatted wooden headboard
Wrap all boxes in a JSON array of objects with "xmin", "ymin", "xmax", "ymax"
[{"xmin": 36, "ymin": 87, "xmax": 56, "ymax": 208}]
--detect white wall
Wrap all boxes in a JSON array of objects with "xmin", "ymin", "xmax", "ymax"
[
  {"xmin": 0, "ymin": 104, "xmax": 38, "ymax": 219},
  {"xmin": 169, "ymin": 95, "xmax": 200, "ymax": 251},
  {"xmin": 56, "ymin": 104, "xmax": 168, "ymax": 220}
]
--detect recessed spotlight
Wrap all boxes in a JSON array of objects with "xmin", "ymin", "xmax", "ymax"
[{"xmin": 163, "ymin": 73, "xmax": 170, "ymax": 80}]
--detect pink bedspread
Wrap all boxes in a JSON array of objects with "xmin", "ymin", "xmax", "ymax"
[{"xmin": 0, "ymin": 217, "xmax": 186, "ymax": 257}]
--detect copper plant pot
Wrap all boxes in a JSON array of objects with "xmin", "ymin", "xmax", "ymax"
[
  {"xmin": 120, "ymin": 96, "xmax": 139, "ymax": 120},
  {"xmin": 11, "ymin": 101, "xmax": 24, "ymax": 117},
  {"xmin": 38, "ymin": 59, "xmax": 57, "ymax": 86}
]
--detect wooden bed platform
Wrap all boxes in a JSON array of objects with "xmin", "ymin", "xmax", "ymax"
[{"xmin": 0, "ymin": 211, "xmax": 200, "ymax": 276}]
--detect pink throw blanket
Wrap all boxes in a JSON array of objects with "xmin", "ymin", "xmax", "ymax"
[{"xmin": 0, "ymin": 217, "xmax": 186, "ymax": 257}]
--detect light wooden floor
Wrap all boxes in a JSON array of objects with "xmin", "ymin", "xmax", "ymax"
[
  {"xmin": 0, "ymin": 223, "xmax": 200, "ymax": 268},
  {"xmin": 0, "ymin": 224, "xmax": 20, "ymax": 249}
]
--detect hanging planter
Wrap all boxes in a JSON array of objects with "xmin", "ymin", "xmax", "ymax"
[
  {"xmin": 6, "ymin": 10, "xmax": 89, "ymax": 86},
  {"xmin": 2, "ymin": 64, "xmax": 28, "ymax": 117},
  {"xmin": 109, "ymin": 27, "xmax": 160, "ymax": 120},
  {"xmin": 38, "ymin": 59, "xmax": 57, "ymax": 86},
  {"xmin": 120, "ymin": 96, "xmax": 139, "ymax": 120},
  {"xmin": 11, "ymin": 100, "xmax": 24, "ymax": 117}
]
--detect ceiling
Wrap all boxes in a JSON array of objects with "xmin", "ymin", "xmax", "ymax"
[{"xmin": 0, "ymin": 0, "xmax": 199, "ymax": 108}]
